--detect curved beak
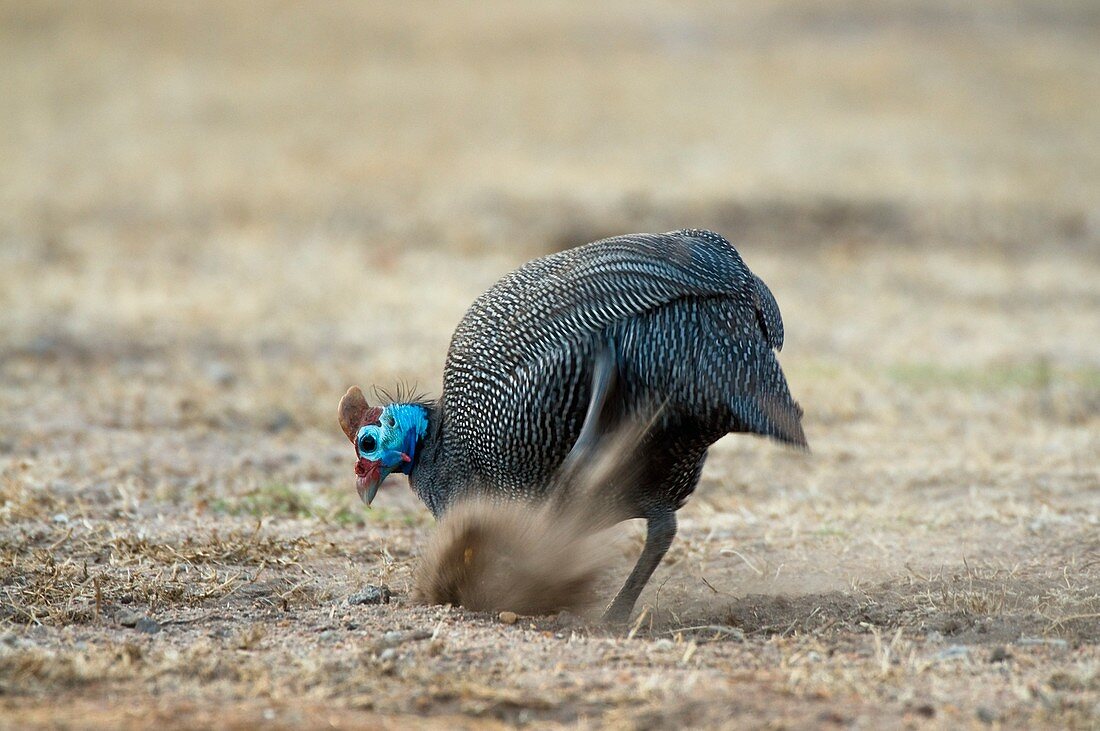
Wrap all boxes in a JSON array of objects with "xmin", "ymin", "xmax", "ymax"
[
  {"xmin": 354, "ymin": 452, "xmax": 411, "ymax": 506},
  {"xmin": 355, "ymin": 458, "xmax": 384, "ymax": 506}
]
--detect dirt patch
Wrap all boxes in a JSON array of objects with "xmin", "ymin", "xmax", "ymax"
[{"xmin": 3, "ymin": 0, "xmax": 1100, "ymax": 728}]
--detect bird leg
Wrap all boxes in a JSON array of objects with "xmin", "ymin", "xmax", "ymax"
[
  {"xmin": 603, "ymin": 510, "xmax": 677, "ymax": 624},
  {"xmin": 555, "ymin": 343, "xmax": 677, "ymax": 624}
]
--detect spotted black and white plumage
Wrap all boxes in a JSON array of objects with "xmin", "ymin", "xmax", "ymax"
[{"xmin": 392, "ymin": 229, "xmax": 806, "ymax": 620}]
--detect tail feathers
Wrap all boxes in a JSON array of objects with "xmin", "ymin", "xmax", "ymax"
[{"xmin": 731, "ymin": 394, "xmax": 809, "ymax": 451}]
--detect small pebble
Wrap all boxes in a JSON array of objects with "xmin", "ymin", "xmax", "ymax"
[
  {"xmin": 499, "ymin": 611, "xmax": 518, "ymax": 625},
  {"xmin": 989, "ymin": 646, "xmax": 1012, "ymax": 663},
  {"xmin": 51, "ymin": 513, "xmax": 70, "ymax": 524},
  {"xmin": 135, "ymin": 617, "xmax": 161, "ymax": 635},
  {"xmin": 378, "ymin": 648, "xmax": 397, "ymax": 662},
  {"xmin": 118, "ymin": 611, "xmax": 143, "ymax": 627},
  {"xmin": 382, "ymin": 631, "xmax": 403, "ymax": 644},
  {"xmin": 348, "ymin": 585, "xmax": 392, "ymax": 606},
  {"xmin": 651, "ymin": 639, "xmax": 674, "ymax": 652}
]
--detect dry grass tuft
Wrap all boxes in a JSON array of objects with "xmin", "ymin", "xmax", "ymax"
[
  {"xmin": 0, "ymin": 522, "xmax": 344, "ymax": 625},
  {"xmin": 1, "ymin": 0, "xmax": 1099, "ymax": 726}
]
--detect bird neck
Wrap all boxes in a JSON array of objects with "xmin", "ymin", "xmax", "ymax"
[
  {"xmin": 401, "ymin": 400, "xmax": 452, "ymax": 517},
  {"xmin": 385, "ymin": 403, "xmax": 430, "ymax": 475}
]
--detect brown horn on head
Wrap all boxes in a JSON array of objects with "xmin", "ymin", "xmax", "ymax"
[{"xmin": 338, "ymin": 386, "xmax": 371, "ymax": 443}]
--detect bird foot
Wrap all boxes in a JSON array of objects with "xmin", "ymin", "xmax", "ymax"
[{"xmin": 600, "ymin": 600, "xmax": 635, "ymax": 626}]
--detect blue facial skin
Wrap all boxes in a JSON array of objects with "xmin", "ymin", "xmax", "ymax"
[{"xmin": 356, "ymin": 404, "xmax": 429, "ymax": 484}]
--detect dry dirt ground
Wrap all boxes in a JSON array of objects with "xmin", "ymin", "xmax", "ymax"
[{"xmin": 2, "ymin": 2, "xmax": 1099, "ymax": 729}]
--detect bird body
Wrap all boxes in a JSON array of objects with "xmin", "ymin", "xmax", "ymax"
[{"xmin": 339, "ymin": 229, "xmax": 806, "ymax": 621}]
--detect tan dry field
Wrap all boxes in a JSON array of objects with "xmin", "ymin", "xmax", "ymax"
[{"xmin": 2, "ymin": 2, "xmax": 1099, "ymax": 728}]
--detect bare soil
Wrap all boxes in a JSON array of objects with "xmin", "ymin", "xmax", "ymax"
[{"xmin": 2, "ymin": 2, "xmax": 1099, "ymax": 728}]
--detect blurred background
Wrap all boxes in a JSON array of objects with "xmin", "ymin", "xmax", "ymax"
[
  {"xmin": 2, "ymin": 0, "xmax": 1098, "ymax": 520},
  {"xmin": 5, "ymin": 2, "xmax": 1099, "ymax": 419},
  {"xmin": 2, "ymin": 2, "xmax": 1099, "ymax": 725}
]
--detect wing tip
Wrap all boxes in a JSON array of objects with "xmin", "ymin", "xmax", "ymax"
[
  {"xmin": 755, "ymin": 395, "xmax": 809, "ymax": 452},
  {"xmin": 776, "ymin": 426, "xmax": 811, "ymax": 453}
]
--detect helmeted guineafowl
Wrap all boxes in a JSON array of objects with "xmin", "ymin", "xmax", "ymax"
[{"xmin": 338, "ymin": 229, "xmax": 807, "ymax": 622}]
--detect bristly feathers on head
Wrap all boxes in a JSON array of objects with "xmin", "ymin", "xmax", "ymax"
[{"xmin": 373, "ymin": 381, "xmax": 430, "ymax": 407}]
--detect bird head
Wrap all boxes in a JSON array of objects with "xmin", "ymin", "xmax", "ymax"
[{"xmin": 337, "ymin": 386, "xmax": 428, "ymax": 506}]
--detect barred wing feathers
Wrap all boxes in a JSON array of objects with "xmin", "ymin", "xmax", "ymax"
[{"xmin": 442, "ymin": 229, "xmax": 806, "ymax": 465}]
